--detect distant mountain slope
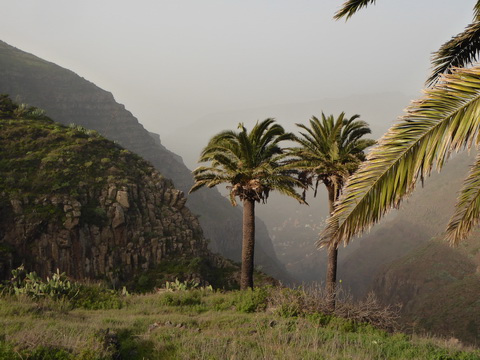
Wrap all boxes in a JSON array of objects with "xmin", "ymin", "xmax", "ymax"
[
  {"xmin": 372, "ymin": 236, "xmax": 480, "ymax": 345},
  {"xmin": 0, "ymin": 40, "xmax": 290, "ymax": 282}
]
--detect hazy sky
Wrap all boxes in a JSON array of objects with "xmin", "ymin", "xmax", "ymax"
[{"xmin": 1, "ymin": 1, "xmax": 476, "ymax": 137}]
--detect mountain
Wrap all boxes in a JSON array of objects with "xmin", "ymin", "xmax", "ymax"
[
  {"xmin": 0, "ymin": 40, "xmax": 290, "ymax": 282},
  {"xmin": 0, "ymin": 99, "xmax": 234, "ymax": 288}
]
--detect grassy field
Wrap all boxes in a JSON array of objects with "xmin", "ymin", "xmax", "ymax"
[{"xmin": 1, "ymin": 282, "xmax": 479, "ymax": 360}]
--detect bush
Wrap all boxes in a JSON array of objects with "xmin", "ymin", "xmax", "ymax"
[
  {"xmin": 164, "ymin": 278, "xmax": 200, "ymax": 291},
  {"xmin": 2, "ymin": 266, "xmax": 126, "ymax": 310},
  {"xmin": 234, "ymin": 287, "xmax": 269, "ymax": 313},
  {"xmin": 72, "ymin": 284, "xmax": 125, "ymax": 310},
  {"xmin": 5, "ymin": 266, "xmax": 80, "ymax": 301}
]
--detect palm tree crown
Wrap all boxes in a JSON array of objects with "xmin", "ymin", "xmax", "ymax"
[
  {"xmin": 321, "ymin": 68, "xmax": 480, "ymax": 247},
  {"xmin": 190, "ymin": 118, "xmax": 304, "ymax": 206},
  {"xmin": 290, "ymin": 112, "xmax": 375, "ymax": 203}
]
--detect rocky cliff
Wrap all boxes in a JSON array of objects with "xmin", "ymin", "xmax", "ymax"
[
  {"xmin": 0, "ymin": 40, "xmax": 290, "ymax": 282},
  {"xmin": 0, "ymin": 107, "xmax": 230, "ymax": 286}
]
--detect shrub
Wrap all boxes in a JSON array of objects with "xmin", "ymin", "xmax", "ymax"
[
  {"xmin": 6, "ymin": 266, "xmax": 80, "ymax": 301},
  {"xmin": 234, "ymin": 287, "xmax": 269, "ymax": 313},
  {"xmin": 164, "ymin": 278, "xmax": 200, "ymax": 292},
  {"xmin": 2, "ymin": 266, "xmax": 126, "ymax": 310},
  {"xmin": 72, "ymin": 284, "xmax": 125, "ymax": 310}
]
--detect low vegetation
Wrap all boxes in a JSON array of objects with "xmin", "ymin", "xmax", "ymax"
[
  {"xmin": 0, "ymin": 95, "xmax": 155, "ymax": 201},
  {"xmin": 0, "ymin": 269, "xmax": 478, "ymax": 359}
]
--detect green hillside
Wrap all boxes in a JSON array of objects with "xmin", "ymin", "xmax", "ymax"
[
  {"xmin": 0, "ymin": 95, "xmax": 153, "ymax": 201},
  {"xmin": 0, "ymin": 95, "xmax": 234, "ymax": 288}
]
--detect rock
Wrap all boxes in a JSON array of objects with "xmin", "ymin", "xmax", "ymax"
[
  {"xmin": 111, "ymin": 203, "xmax": 125, "ymax": 228},
  {"xmin": 10, "ymin": 199, "xmax": 22, "ymax": 215},
  {"xmin": 116, "ymin": 190, "xmax": 129, "ymax": 208}
]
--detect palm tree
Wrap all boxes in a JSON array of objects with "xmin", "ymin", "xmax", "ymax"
[
  {"xmin": 190, "ymin": 118, "xmax": 305, "ymax": 290},
  {"xmin": 320, "ymin": 2, "xmax": 480, "ymax": 249},
  {"xmin": 289, "ymin": 113, "xmax": 375, "ymax": 310}
]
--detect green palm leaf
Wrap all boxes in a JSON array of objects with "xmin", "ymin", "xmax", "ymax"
[
  {"xmin": 428, "ymin": 20, "xmax": 480, "ymax": 86},
  {"xmin": 446, "ymin": 153, "xmax": 480, "ymax": 244},
  {"xmin": 334, "ymin": 0, "xmax": 376, "ymax": 20},
  {"xmin": 319, "ymin": 66, "xmax": 480, "ymax": 248},
  {"xmin": 475, "ymin": 0, "xmax": 480, "ymax": 20}
]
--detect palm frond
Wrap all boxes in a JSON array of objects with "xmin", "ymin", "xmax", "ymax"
[
  {"xmin": 334, "ymin": 0, "xmax": 377, "ymax": 21},
  {"xmin": 428, "ymin": 21, "xmax": 480, "ymax": 86},
  {"xmin": 445, "ymin": 154, "xmax": 480, "ymax": 244},
  {"xmin": 474, "ymin": 0, "xmax": 480, "ymax": 21},
  {"xmin": 319, "ymin": 66, "xmax": 480, "ymax": 249}
]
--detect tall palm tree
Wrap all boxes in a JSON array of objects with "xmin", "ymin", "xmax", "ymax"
[
  {"xmin": 190, "ymin": 118, "xmax": 305, "ymax": 290},
  {"xmin": 289, "ymin": 113, "xmax": 375, "ymax": 310},
  {"xmin": 320, "ymin": 2, "xmax": 480, "ymax": 249}
]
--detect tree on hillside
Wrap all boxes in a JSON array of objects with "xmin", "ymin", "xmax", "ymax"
[
  {"xmin": 289, "ymin": 113, "xmax": 375, "ymax": 310},
  {"xmin": 190, "ymin": 119, "xmax": 305, "ymax": 289},
  {"xmin": 320, "ymin": 2, "xmax": 480, "ymax": 249}
]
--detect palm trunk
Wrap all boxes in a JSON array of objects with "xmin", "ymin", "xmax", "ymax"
[
  {"xmin": 240, "ymin": 198, "xmax": 255, "ymax": 290},
  {"xmin": 326, "ymin": 183, "xmax": 339, "ymax": 312}
]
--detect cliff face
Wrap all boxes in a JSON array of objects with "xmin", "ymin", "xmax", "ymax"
[
  {"xmin": 2, "ymin": 176, "xmax": 207, "ymax": 283},
  {"xmin": 0, "ymin": 112, "xmax": 227, "ymax": 286},
  {"xmin": 0, "ymin": 40, "xmax": 290, "ymax": 281}
]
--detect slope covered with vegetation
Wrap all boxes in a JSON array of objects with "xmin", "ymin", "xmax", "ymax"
[{"xmin": 0, "ymin": 95, "xmax": 234, "ymax": 288}]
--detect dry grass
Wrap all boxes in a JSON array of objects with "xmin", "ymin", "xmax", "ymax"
[{"xmin": 267, "ymin": 284, "xmax": 401, "ymax": 332}]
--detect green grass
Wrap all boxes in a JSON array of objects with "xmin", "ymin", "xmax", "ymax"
[{"xmin": 0, "ymin": 287, "xmax": 479, "ymax": 360}]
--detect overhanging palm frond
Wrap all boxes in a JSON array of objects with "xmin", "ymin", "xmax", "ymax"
[
  {"xmin": 428, "ymin": 21, "xmax": 480, "ymax": 87},
  {"xmin": 474, "ymin": 0, "xmax": 480, "ymax": 21},
  {"xmin": 446, "ymin": 153, "xmax": 480, "ymax": 244},
  {"xmin": 334, "ymin": 0, "xmax": 377, "ymax": 21},
  {"xmin": 319, "ymin": 66, "xmax": 480, "ymax": 249}
]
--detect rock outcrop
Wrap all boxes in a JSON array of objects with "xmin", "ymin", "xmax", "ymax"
[{"xmin": 2, "ymin": 178, "xmax": 208, "ymax": 283}]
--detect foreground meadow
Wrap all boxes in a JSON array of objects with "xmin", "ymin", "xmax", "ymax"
[{"xmin": 0, "ymin": 281, "xmax": 479, "ymax": 360}]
